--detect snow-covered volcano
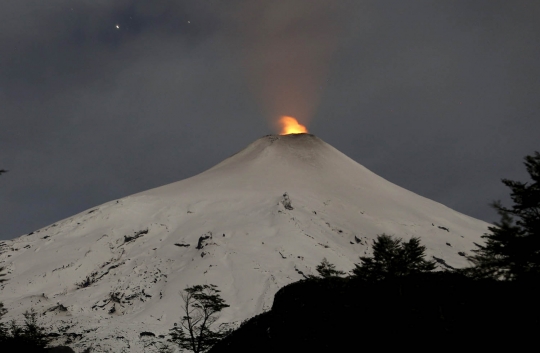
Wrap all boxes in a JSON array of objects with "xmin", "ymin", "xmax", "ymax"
[{"xmin": 0, "ymin": 134, "xmax": 489, "ymax": 352}]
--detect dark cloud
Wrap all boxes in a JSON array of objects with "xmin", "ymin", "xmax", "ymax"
[{"xmin": 1, "ymin": 1, "xmax": 539, "ymax": 239}]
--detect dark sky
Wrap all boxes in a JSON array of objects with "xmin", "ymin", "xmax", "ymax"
[{"xmin": 1, "ymin": 1, "xmax": 539, "ymax": 240}]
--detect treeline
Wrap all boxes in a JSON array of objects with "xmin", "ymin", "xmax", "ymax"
[{"xmin": 0, "ymin": 310, "xmax": 59, "ymax": 352}]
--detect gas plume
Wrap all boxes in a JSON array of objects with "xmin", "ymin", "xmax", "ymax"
[{"xmin": 233, "ymin": 1, "xmax": 347, "ymax": 133}]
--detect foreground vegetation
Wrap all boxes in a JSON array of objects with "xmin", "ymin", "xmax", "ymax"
[{"xmin": 0, "ymin": 310, "xmax": 56, "ymax": 352}]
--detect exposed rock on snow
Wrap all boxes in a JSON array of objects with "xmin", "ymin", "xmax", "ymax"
[
  {"xmin": 281, "ymin": 193, "xmax": 294, "ymax": 210},
  {"xmin": 174, "ymin": 243, "xmax": 190, "ymax": 247},
  {"xmin": 0, "ymin": 134, "xmax": 490, "ymax": 352},
  {"xmin": 196, "ymin": 233, "xmax": 212, "ymax": 250}
]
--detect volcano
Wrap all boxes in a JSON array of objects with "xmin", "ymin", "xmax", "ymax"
[{"xmin": 0, "ymin": 134, "xmax": 489, "ymax": 352}]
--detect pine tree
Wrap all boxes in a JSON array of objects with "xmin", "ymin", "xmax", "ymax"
[
  {"xmin": 468, "ymin": 152, "xmax": 540, "ymax": 281},
  {"xmin": 314, "ymin": 258, "xmax": 345, "ymax": 278},
  {"xmin": 19, "ymin": 309, "xmax": 51, "ymax": 349},
  {"xmin": 352, "ymin": 234, "xmax": 436, "ymax": 281},
  {"xmin": 169, "ymin": 284, "xmax": 230, "ymax": 353},
  {"xmin": 0, "ymin": 309, "xmax": 51, "ymax": 352},
  {"xmin": 0, "ymin": 302, "xmax": 7, "ymax": 343},
  {"xmin": 0, "ymin": 257, "xmax": 8, "ymax": 341}
]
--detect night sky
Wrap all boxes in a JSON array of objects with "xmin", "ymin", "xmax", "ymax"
[{"xmin": 1, "ymin": 1, "xmax": 539, "ymax": 240}]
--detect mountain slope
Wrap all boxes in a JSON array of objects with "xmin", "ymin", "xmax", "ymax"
[{"xmin": 0, "ymin": 134, "xmax": 489, "ymax": 352}]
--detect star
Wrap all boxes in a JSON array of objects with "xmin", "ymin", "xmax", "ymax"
[{"xmin": 115, "ymin": 24, "xmax": 120, "ymax": 29}]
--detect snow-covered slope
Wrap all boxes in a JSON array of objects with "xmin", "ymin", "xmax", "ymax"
[{"xmin": 0, "ymin": 134, "xmax": 489, "ymax": 352}]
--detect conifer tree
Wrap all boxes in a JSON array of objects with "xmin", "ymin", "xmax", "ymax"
[
  {"xmin": 0, "ymin": 268, "xmax": 7, "ymax": 339},
  {"xmin": 169, "ymin": 284, "xmax": 230, "ymax": 353},
  {"xmin": 468, "ymin": 152, "xmax": 540, "ymax": 281},
  {"xmin": 19, "ymin": 309, "xmax": 51, "ymax": 349},
  {"xmin": 352, "ymin": 234, "xmax": 436, "ymax": 281},
  {"xmin": 0, "ymin": 244, "xmax": 51, "ymax": 352},
  {"xmin": 0, "ymin": 302, "xmax": 7, "ymax": 343},
  {"xmin": 314, "ymin": 258, "xmax": 345, "ymax": 278},
  {"xmin": 0, "ymin": 309, "xmax": 51, "ymax": 352}
]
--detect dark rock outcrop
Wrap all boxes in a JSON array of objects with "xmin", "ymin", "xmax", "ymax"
[{"xmin": 281, "ymin": 193, "xmax": 293, "ymax": 210}]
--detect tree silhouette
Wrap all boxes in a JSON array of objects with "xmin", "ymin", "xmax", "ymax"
[
  {"xmin": 314, "ymin": 258, "xmax": 345, "ymax": 278},
  {"xmin": 170, "ymin": 284, "xmax": 230, "ymax": 353},
  {"xmin": 352, "ymin": 234, "xmax": 436, "ymax": 281},
  {"xmin": 468, "ymin": 151, "xmax": 540, "ymax": 281},
  {"xmin": 0, "ymin": 309, "xmax": 52, "ymax": 352}
]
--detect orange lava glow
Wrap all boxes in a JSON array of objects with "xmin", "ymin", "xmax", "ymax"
[{"xmin": 278, "ymin": 116, "xmax": 308, "ymax": 135}]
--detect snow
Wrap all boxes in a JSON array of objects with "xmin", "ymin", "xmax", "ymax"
[{"xmin": 0, "ymin": 134, "xmax": 490, "ymax": 352}]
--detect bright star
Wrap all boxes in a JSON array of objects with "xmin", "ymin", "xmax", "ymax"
[{"xmin": 115, "ymin": 25, "xmax": 120, "ymax": 29}]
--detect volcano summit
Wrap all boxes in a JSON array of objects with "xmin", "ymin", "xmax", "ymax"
[{"xmin": 0, "ymin": 134, "xmax": 489, "ymax": 352}]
